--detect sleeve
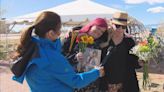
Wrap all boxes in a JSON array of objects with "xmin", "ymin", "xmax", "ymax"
[
  {"xmin": 12, "ymin": 73, "xmax": 25, "ymax": 84},
  {"xmin": 49, "ymin": 53, "xmax": 100, "ymax": 89},
  {"xmin": 128, "ymin": 54, "xmax": 141, "ymax": 69}
]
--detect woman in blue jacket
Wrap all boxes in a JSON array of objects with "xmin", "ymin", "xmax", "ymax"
[{"xmin": 12, "ymin": 11, "xmax": 104, "ymax": 92}]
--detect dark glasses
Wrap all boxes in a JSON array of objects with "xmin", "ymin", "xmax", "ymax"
[{"xmin": 115, "ymin": 25, "xmax": 126, "ymax": 29}]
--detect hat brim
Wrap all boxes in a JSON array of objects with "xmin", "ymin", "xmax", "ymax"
[{"xmin": 111, "ymin": 20, "xmax": 127, "ymax": 26}]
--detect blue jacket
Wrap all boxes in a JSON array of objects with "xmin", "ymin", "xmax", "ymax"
[{"xmin": 12, "ymin": 37, "xmax": 100, "ymax": 92}]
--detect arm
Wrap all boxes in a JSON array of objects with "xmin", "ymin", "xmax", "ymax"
[
  {"xmin": 128, "ymin": 54, "xmax": 141, "ymax": 69},
  {"xmin": 49, "ymin": 53, "xmax": 100, "ymax": 89},
  {"xmin": 125, "ymin": 38, "xmax": 141, "ymax": 69}
]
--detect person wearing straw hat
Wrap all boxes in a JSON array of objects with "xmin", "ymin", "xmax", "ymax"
[{"xmin": 99, "ymin": 12, "xmax": 140, "ymax": 92}]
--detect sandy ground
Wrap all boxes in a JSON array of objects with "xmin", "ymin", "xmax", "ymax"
[{"xmin": 0, "ymin": 60, "xmax": 164, "ymax": 92}]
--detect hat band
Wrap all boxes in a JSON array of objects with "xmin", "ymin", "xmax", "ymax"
[{"xmin": 113, "ymin": 18, "xmax": 127, "ymax": 22}]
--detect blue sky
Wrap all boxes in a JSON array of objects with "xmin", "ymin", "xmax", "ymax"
[{"xmin": 1, "ymin": 0, "xmax": 164, "ymax": 25}]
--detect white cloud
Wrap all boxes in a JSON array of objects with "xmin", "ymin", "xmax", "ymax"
[
  {"xmin": 124, "ymin": 0, "xmax": 164, "ymax": 4},
  {"xmin": 147, "ymin": 6, "xmax": 164, "ymax": 13},
  {"xmin": 110, "ymin": 4, "xmax": 123, "ymax": 9},
  {"xmin": 110, "ymin": 4, "xmax": 135, "ymax": 10},
  {"xmin": 124, "ymin": 5, "xmax": 136, "ymax": 9}
]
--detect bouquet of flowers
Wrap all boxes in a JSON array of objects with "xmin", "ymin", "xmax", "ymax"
[
  {"xmin": 136, "ymin": 35, "xmax": 158, "ymax": 89},
  {"xmin": 76, "ymin": 35, "xmax": 94, "ymax": 53}
]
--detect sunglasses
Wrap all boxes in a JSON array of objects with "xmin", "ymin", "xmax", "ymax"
[{"xmin": 115, "ymin": 24, "xmax": 127, "ymax": 29}]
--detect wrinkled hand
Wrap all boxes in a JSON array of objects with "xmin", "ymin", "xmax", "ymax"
[
  {"xmin": 94, "ymin": 66, "xmax": 105, "ymax": 77},
  {"xmin": 76, "ymin": 52, "xmax": 84, "ymax": 62}
]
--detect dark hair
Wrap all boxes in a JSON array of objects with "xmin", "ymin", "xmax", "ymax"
[{"xmin": 14, "ymin": 11, "xmax": 61, "ymax": 59}]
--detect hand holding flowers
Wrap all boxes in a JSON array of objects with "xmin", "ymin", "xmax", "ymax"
[{"xmin": 76, "ymin": 35, "xmax": 94, "ymax": 72}]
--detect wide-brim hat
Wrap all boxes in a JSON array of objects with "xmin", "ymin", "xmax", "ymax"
[{"xmin": 111, "ymin": 12, "xmax": 128, "ymax": 26}]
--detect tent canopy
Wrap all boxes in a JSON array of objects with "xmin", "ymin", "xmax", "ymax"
[
  {"xmin": 6, "ymin": 0, "xmax": 147, "ymax": 42},
  {"xmin": 10, "ymin": 0, "xmax": 123, "ymax": 24}
]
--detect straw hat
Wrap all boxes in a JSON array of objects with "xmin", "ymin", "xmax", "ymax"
[{"xmin": 111, "ymin": 12, "xmax": 128, "ymax": 26}]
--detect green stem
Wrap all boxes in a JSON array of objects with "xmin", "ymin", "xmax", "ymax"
[{"xmin": 143, "ymin": 62, "xmax": 150, "ymax": 90}]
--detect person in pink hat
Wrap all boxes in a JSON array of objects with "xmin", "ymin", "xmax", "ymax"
[{"xmin": 62, "ymin": 18, "xmax": 111, "ymax": 91}]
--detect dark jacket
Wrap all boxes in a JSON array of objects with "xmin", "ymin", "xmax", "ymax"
[{"xmin": 99, "ymin": 37, "xmax": 140, "ymax": 92}]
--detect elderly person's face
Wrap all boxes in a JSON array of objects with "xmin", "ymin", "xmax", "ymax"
[{"xmin": 88, "ymin": 25, "xmax": 106, "ymax": 39}]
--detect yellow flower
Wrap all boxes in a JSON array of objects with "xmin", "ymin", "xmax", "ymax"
[
  {"xmin": 88, "ymin": 36, "xmax": 94, "ymax": 44},
  {"xmin": 78, "ymin": 35, "xmax": 94, "ymax": 53},
  {"xmin": 81, "ymin": 35, "xmax": 88, "ymax": 44}
]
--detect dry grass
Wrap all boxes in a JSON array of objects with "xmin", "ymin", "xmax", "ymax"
[
  {"xmin": 0, "ymin": 32, "xmax": 67, "ymax": 52},
  {"xmin": 0, "ymin": 39, "xmax": 19, "ymax": 52}
]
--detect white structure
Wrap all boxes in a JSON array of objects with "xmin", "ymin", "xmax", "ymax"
[{"xmin": 10, "ymin": 0, "xmax": 123, "ymax": 25}]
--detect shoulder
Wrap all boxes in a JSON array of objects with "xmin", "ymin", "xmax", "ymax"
[
  {"xmin": 124, "ymin": 37, "xmax": 135, "ymax": 49},
  {"xmin": 124, "ymin": 36, "xmax": 134, "ymax": 43},
  {"xmin": 124, "ymin": 36, "xmax": 134, "ymax": 41},
  {"xmin": 47, "ymin": 50, "xmax": 67, "ymax": 64}
]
